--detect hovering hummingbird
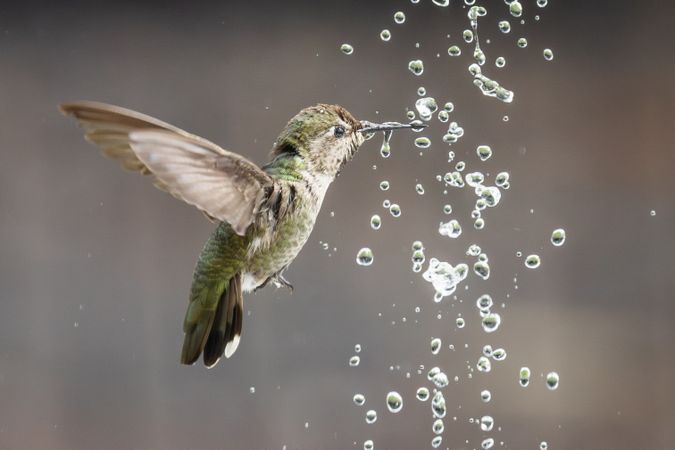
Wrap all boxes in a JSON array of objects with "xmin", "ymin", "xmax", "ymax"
[{"xmin": 61, "ymin": 101, "xmax": 422, "ymax": 367}]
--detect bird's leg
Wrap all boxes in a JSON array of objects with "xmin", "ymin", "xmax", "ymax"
[{"xmin": 272, "ymin": 270, "xmax": 294, "ymax": 292}]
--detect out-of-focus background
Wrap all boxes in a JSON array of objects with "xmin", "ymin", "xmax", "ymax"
[{"xmin": 1, "ymin": 0, "xmax": 673, "ymax": 448}]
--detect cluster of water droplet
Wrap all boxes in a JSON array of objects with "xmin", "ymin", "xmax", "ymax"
[{"xmin": 339, "ymin": 1, "xmax": 565, "ymax": 448}]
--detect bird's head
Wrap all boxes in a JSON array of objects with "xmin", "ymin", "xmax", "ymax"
[{"xmin": 270, "ymin": 104, "xmax": 423, "ymax": 178}]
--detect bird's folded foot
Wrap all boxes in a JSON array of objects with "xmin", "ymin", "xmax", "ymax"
[{"xmin": 273, "ymin": 273, "xmax": 294, "ymax": 292}]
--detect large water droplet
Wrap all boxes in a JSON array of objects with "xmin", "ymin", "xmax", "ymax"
[
  {"xmin": 498, "ymin": 20, "xmax": 511, "ymax": 33},
  {"xmin": 379, "ymin": 180, "xmax": 390, "ymax": 191},
  {"xmin": 480, "ymin": 415, "xmax": 494, "ymax": 431},
  {"xmin": 482, "ymin": 437, "xmax": 495, "ymax": 449},
  {"xmin": 439, "ymin": 219, "xmax": 462, "ymax": 238},
  {"xmin": 509, "ymin": 1, "xmax": 523, "ymax": 17},
  {"xmin": 448, "ymin": 45, "xmax": 461, "ymax": 56},
  {"xmin": 408, "ymin": 59, "xmax": 424, "ymax": 76},
  {"xmin": 356, "ymin": 248, "xmax": 374, "ymax": 266},
  {"xmin": 386, "ymin": 391, "xmax": 403, "ymax": 413},
  {"xmin": 415, "ymin": 97, "xmax": 438, "ymax": 120},
  {"xmin": 389, "ymin": 204, "xmax": 401, "ymax": 217},
  {"xmin": 394, "ymin": 11, "xmax": 406, "ymax": 24},
  {"xmin": 363, "ymin": 440, "xmax": 374, "ymax": 450},
  {"xmin": 349, "ymin": 355, "xmax": 361, "ymax": 366},
  {"xmin": 477, "ymin": 145, "xmax": 492, "ymax": 161},
  {"xmin": 482, "ymin": 313, "xmax": 501, "ymax": 333},
  {"xmin": 551, "ymin": 228, "xmax": 566, "ymax": 246},
  {"xmin": 477, "ymin": 356, "xmax": 492, "ymax": 372},
  {"xmin": 414, "ymin": 137, "xmax": 431, "ymax": 148},
  {"xmin": 353, "ymin": 394, "xmax": 365, "ymax": 406}
]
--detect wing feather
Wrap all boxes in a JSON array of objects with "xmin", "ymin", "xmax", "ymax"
[{"xmin": 61, "ymin": 101, "xmax": 272, "ymax": 235}]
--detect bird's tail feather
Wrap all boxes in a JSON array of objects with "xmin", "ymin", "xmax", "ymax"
[{"xmin": 203, "ymin": 272, "xmax": 243, "ymax": 367}]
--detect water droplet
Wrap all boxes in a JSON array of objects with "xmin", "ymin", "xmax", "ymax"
[
  {"xmin": 415, "ymin": 97, "xmax": 438, "ymax": 120},
  {"xmin": 437, "ymin": 110, "xmax": 449, "ymax": 122},
  {"xmin": 473, "ymin": 261, "xmax": 490, "ymax": 280},
  {"xmin": 340, "ymin": 44, "xmax": 354, "ymax": 55},
  {"xmin": 474, "ymin": 218, "xmax": 485, "ymax": 230},
  {"xmin": 480, "ymin": 389, "xmax": 492, "ymax": 402},
  {"xmin": 650, "ymin": 209, "xmax": 656, "ymax": 216},
  {"xmin": 385, "ymin": 391, "xmax": 403, "ymax": 413},
  {"xmin": 379, "ymin": 180, "xmax": 389, "ymax": 191},
  {"xmin": 492, "ymin": 348, "xmax": 507, "ymax": 361},
  {"xmin": 495, "ymin": 56, "xmax": 506, "ymax": 68},
  {"xmin": 416, "ymin": 387, "xmax": 430, "ymax": 401},
  {"xmin": 380, "ymin": 29, "xmax": 391, "ymax": 41},
  {"xmin": 444, "ymin": 102, "xmax": 454, "ymax": 112},
  {"xmin": 539, "ymin": 441, "xmax": 548, "ymax": 450},
  {"xmin": 406, "ymin": 110, "xmax": 416, "ymax": 120},
  {"xmin": 509, "ymin": 1, "xmax": 523, "ymax": 17},
  {"xmin": 517, "ymin": 37, "xmax": 528, "ymax": 48},
  {"xmin": 448, "ymin": 45, "xmax": 462, "ymax": 56},
  {"xmin": 353, "ymin": 393, "xmax": 365, "ymax": 405},
  {"xmin": 463, "ymin": 30, "xmax": 474, "ymax": 43},
  {"xmin": 431, "ymin": 337, "xmax": 442, "ymax": 355},
  {"xmin": 365, "ymin": 409, "xmax": 377, "ymax": 424},
  {"xmin": 546, "ymin": 371, "xmax": 560, "ymax": 390},
  {"xmin": 370, "ymin": 215, "xmax": 381, "ymax": 230},
  {"xmin": 443, "ymin": 204, "xmax": 452, "ymax": 215},
  {"xmin": 519, "ymin": 366, "xmax": 531, "ymax": 387},
  {"xmin": 480, "ymin": 415, "xmax": 494, "ymax": 431},
  {"xmin": 394, "ymin": 11, "xmax": 406, "ymax": 24},
  {"xmin": 349, "ymin": 355, "xmax": 361, "ymax": 366},
  {"xmin": 431, "ymin": 391, "xmax": 446, "ymax": 418},
  {"xmin": 498, "ymin": 20, "xmax": 511, "ymax": 33},
  {"xmin": 354, "ymin": 344, "xmax": 361, "ymax": 353},
  {"xmin": 543, "ymin": 48, "xmax": 554, "ymax": 61},
  {"xmin": 382, "ymin": 199, "xmax": 391, "ymax": 208},
  {"xmin": 482, "ymin": 437, "xmax": 495, "ymax": 449},
  {"xmin": 525, "ymin": 254, "xmax": 541, "ymax": 269},
  {"xmin": 433, "ymin": 419, "xmax": 444, "ymax": 434},
  {"xmin": 482, "ymin": 313, "xmax": 501, "ymax": 333},
  {"xmin": 439, "ymin": 219, "xmax": 462, "ymax": 238},
  {"xmin": 412, "ymin": 240, "xmax": 423, "ymax": 251},
  {"xmin": 432, "ymin": 0, "xmax": 449, "ymax": 6},
  {"xmin": 431, "ymin": 436, "xmax": 443, "ymax": 448},
  {"xmin": 414, "ymin": 137, "xmax": 431, "ymax": 148},
  {"xmin": 551, "ymin": 228, "xmax": 566, "ymax": 246},
  {"xmin": 363, "ymin": 440, "xmax": 374, "ymax": 450},
  {"xmin": 356, "ymin": 248, "xmax": 374, "ymax": 266},
  {"xmin": 465, "ymin": 171, "xmax": 485, "ymax": 187},
  {"xmin": 408, "ymin": 59, "xmax": 424, "ymax": 76},
  {"xmin": 495, "ymin": 172, "xmax": 510, "ymax": 187},
  {"xmin": 477, "ymin": 356, "xmax": 492, "ymax": 372},
  {"xmin": 389, "ymin": 204, "xmax": 401, "ymax": 217},
  {"xmin": 456, "ymin": 317, "xmax": 466, "ymax": 328},
  {"xmin": 432, "ymin": 371, "xmax": 449, "ymax": 388},
  {"xmin": 423, "ymin": 259, "xmax": 469, "ymax": 298}
]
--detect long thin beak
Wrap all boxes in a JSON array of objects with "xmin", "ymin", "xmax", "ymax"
[{"xmin": 359, "ymin": 120, "xmax": 426, "ymax": 133}]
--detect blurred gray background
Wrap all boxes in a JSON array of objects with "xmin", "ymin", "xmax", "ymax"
[{"xmin": 0, "ymin": 0, "xmax": 673, "ymax": 448}]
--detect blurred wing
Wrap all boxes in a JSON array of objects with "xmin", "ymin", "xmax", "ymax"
[
  {"xmin": 129, "ymin": 130, "xmax": 271, "ymax": 235},
  {"xmin": 61, "ymin": 101, "xmax": 271, "ymax": 235}
]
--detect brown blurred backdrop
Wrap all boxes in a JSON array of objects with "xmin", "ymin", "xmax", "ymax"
[{"xmin": 0, "ymin": 0, "xmax": 673, "ymax": 448}]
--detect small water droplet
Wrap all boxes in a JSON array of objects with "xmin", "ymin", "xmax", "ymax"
[
  {"xmin": 519, "ymin": 366, "xmax": 531, "ymax": 387},
  {"xmin": 365, "ymin": 409, "xmax": 378, "ymax": 424},
  {"xmin": 539, "ymin": 441, "xmax": 548, "ymax": 450},
  {"xmin": 482, "ymin": 437, "xmax": 495, "ymax": 449},
  {"xmin": 477, "ymin": 356, "xmax": 492, "ymax": 372},
  {"xmin": 480, "ymin": 389, "xmax": 492, "ymax": 402},
  {"xmin": 389, "ymin": 204, "xmax": 401, "ymax": 217},
  {"xmin": 370, "ymin": 215, "xmax": 381, "ymax": 230},
  {"xmin": 456, "ymin": 317, "xmax": 466, "ymax": 328},
  {"xmin": 439, "ymin": 219, "xmax": 462, "ymax": 238},
  {"xmin": 363, "ymin": 440, "xmax": 374, "ymax": 450},
  {"xmin": 414, "ymin": 137, "xmax": 431, "ymax": 148},
  {"xmin": 509, "ymin": 1, "xmax": 523, "ymax": 17},
  {"xmin": 353, "ymin": 393, "xmax": 366, "ymax": 405},
  {"xmin": 543, "ymin": 48, "xmax": 554, "ymax": 61},
  {"xmin": 517, "ymin": 37, "xmax": 528, "ymax": 48},
  {"xmin": 498, "ymin": 20, "xmax": 511, "ymax": 33},
  {"xmin": 416, "ymin": 387, "xmax": 430, "ymax": 401},
  {"xmin": 546, "ymin": 371, "xmax": 560, "ymax": 390},
  {"xmin": 495, "ymin": 56, "xmax": 506, "ymax": 68},
  {"xmin": 431, "ymin": 436, "xmax": 443, "ymax": 448},
  {"xmin": 340, "ymin": 44, "xmax": 354, "ymax": 55},
  {"xmin": 525, "ymin": 254, "xmax": 541, "ymax": 269},
  {"xmin": 349, "ymin": 355, "xmax": 361, "ymax": 366},
  {"xmin": 448, "ymin": 45, "xmax": 462, "ymax": 56},
  {"xmin": 394, "ymin": 11, "xmax": 406, "ymax": 24},
  {"xmin": 380, "ymin": 29, "xmax": 391, "ymax": 41},
  {"xmin": 480, "ymin": 415, "xmax": 494, "ymax": 431}
]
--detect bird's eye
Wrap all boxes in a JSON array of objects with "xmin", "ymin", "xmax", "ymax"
[{"xmin": 334, "ymin": 125, "xmax": 346, "ymax": 138}]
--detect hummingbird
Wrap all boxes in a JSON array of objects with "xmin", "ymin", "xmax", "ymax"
[{"xmin": 61, "ymin": 101, "xmax": 422, "ymax": 367}]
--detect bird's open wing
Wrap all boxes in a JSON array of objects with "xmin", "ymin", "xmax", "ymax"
[{"xmin": 61, "ymin": 101, "xmax": 272, "ymax": 235}]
